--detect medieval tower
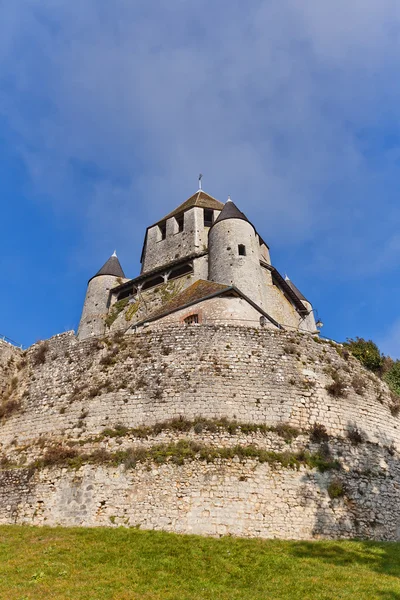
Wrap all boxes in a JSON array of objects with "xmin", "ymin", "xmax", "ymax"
[{"xmin": 77, "ymin": 189, "xmax": 317, "ymax": 339}]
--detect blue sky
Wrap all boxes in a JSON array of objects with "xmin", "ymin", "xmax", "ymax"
[{"xmin": 1, "ymin": 1, "xmax": 400, "ymax": 355}]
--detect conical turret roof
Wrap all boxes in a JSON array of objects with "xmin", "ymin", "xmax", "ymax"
[
  {"xmin": 90, "ymin": 252, "xmax": 125, "ymax": 282},
  {"xmin": 212, "ymin": 199, "xmax": 251, "ymax": 227}
]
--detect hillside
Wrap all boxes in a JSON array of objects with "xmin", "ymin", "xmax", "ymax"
[{"xmin": 1, "ymin": 526, "xmax": 400, "ymax": 599}]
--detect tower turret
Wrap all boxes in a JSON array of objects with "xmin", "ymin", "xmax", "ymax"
[
  {"xmin": 77, "ymin": 252, "xmax": 125, "ymax": 340},
  {"xmin": 208, "ymin": 199, "xmax": 266, "ymax": 309}
]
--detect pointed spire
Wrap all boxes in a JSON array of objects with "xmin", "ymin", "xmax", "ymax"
[
  {"xmin": 90, "ymin": 252, "xmax": 125, "ymax": 282},
  {"xmin": 227, "ymin": 195, "xmax": 232, "ymax": 202}
]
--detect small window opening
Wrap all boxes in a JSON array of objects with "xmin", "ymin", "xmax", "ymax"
[
  {"xmin": 204, "ymin": 209, "xmax": 213, "ymax": 227},
  {"xmin": 117, "ymin": 287, "xmax": 134, "ymax": 301},
  {"xmin": 184, "ymin": 314, "xmax": 199, "ymax": 325},
  {"xmin": 141, "ymin": 275, "xmax": 164, "ymax": 291},
  {"xmin": 260, "ymin": 316, "xmax": 267, "ymax": 327},
  {"xmin": 238, "ymin": 244, "xmax": 246, "ymax": 256},
  {"xmin": 176, "ymin": 215, "xmax": 184, "ymax": 233},
  {"xmin": 158, "ymin": 222, "xmax": 167, "ymax": 240}
]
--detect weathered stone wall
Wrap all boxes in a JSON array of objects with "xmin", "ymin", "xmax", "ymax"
[
  {"xmin": 142, "ymin": 207, "xmax": 220, "ymax": 273},
  {"xmin": 0, "ymin": 325, "xmax": 399, "ymax": 540},
  {"xmin": 0, "ymin": 340, "xmax": 21, "ymax": 396},
  {"xmin": 0, "ymin": 430, "xmax": 399, "ymax": 541},
  {"xmin": 109, "ymin": 276, "xmax": 193, "ymax": 333},
  {"xmin": 0, "ymin": 326, "xmax": 396, "ymax": 448},
  {"xmin": 142, "ymin": 297, "xmax": 275, "ymax": 328}
]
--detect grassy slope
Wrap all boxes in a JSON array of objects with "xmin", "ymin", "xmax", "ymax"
[{"xmin": 0, "ymin": 526, "xmax": 400, "ymax": 600}]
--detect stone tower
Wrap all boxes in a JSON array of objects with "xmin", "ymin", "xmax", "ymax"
[
  {"xmin": 140, "ymin": 191, "xmax": 223, "ymax": 275},
  {"xmin": 77, "ymin": 252, "xmax": 125, "ymax": 340},
  {"xmin": 208, "ymin": 199, "xmax": 266, "ymax": 309}
]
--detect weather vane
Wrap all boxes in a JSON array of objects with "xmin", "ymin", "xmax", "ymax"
[{"xmin": 198, "ymin": 173, "xmax": 203, "ymax": 190}]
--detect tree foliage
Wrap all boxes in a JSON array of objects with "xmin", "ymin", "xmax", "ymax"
[
  {"xmin": 384, "ymin": 361, "xmax": 400, "ymax": 397},
  {"xmin": 344, "ymin": 337, "xmax": 383, "ymax": 373}
]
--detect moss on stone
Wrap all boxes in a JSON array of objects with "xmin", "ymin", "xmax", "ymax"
[
  {"xmin": 105, "ymin": 299, "xmax": 129, "ymax": 328},
  {"xmin": 125, "ymin": 301, "xmax": 140, "ymax": 322}
]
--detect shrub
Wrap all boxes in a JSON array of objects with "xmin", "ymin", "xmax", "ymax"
[
  {"xmin": 32, "ymin": 342, "xmax": 49, "ymax": 366},
  {"xmin": 38, "ymin": 445, "xmax": 79, "ymax": 467},
  {"xmin": 352, "ymin": 375, "xmax": 366, "ymax": 395},
  {"xmin": 347, "ymin": 427, "xmax": 363, "ymax": 445},
  {"xmin": 283, "ymin": 344, "xmax": 298, "ymax": 356},
  {"xmin": 327, "ymin": 478, "xmax": 345, "ymax": 499},
  {"xmin": 274, "ymin": 423, "xmax": 300, "ymax": 442},
  {"xmin": 326, "ymin": 371, "xmax": 347, "ymax": 398},
  {"xmin": 99, "ymin": 347, "xmax": 119, "ymax": 367},
  {"xmin": 310, "ymin": 423, "xmax": 329, "ymax": 443},
  {"xmin": 389, "ymin": 394, "xmax": 400, "ymax": 417},
  {"xmin": 344, "ymin": 338, "xmax": 383, "ymax": 373},
  {"xmin": 384, "ymin": 361, "xmax": 400, "ymax": 397},
  {"xmin": 0, "ymin": 399, "xmax": 21, "ymax": 420}
]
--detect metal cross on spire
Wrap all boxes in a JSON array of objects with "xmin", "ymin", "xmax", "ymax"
[{"xmin": 198, "ymin": 173, "xmax": 203, "ymax": 191}]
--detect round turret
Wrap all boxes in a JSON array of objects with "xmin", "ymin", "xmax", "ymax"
[
  {"xmin": 77, "ymin": 252, "xmax": 125, "ymax": 340},
  {"xmin": 208, "ymin": 200, "xmax": 266, "ymax": 309}
]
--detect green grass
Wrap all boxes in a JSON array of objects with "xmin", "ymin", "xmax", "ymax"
[{"xmin": 0, "ymin": 526, "xmax": 400, "ymax": 600}]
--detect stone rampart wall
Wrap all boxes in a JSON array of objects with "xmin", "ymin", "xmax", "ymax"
[
  {"xmin": 0, "ymin": 431, "xmax": 399, "ymax": 541},
  {"xmin": 0, "ymin": 326, "xmax": 396, "ymax": 449},
  {"xmin": 0, "ymin": 325, "xmax": 399, "ymax": 540}
]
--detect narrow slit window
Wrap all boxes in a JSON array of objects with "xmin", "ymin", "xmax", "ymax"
[
  {"xmin": 184, "ymin": 314, "xmax": 199, "ymax": 325},
  {"xmin": 204, "ymin": 209, "xmax": 213, "ymax": 227},
  {"xmin": 176, "ymin": 215, "xmax": 184, "ymax": 233},
  {"xmin": 158, "ymin": 222, "xmax": 167, "ymax": 240},
  {"xmin": 238, "ymin": 244, "xmax": 246, "ymax": 256}
]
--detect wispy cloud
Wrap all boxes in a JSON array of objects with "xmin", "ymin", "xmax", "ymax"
[{"xmin": 1, "ymin": 0, "xmax": 400, "ymax": 279}]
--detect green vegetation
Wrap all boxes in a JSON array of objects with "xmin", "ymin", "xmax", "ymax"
[
  {"xmin": 0, "ymin": 526, "xmax": 400, "ymax": 599},
  {"xmin": 159, "ymin": 280, "xmax": 184, "ymax": 303},
  {"xmin": 97, "ymin": 417, "xmax": 302, "ymax": 442},
  {"xmin": 0, "ymin": 397, "xmax": 21, "ymax": 420},
  {"xmin": 29, "ymin": 439, "xmax": 341, "ymax": 473},
  {"xmin": 384, "ymin": 361, "xmax": 400, "ymax": 396},
  {"xmin": 31, "ymin": 341, "xmax": 49, "ymax": 366},
  {"xmin": 345, "ymin": 338, "xmax": 383, "ymax": 373},
  {"xmin": 344, "ymin": 337, "xmax": 400, "ymax": 400},
  {"xmin": 104, "ymin": 299, "xmax": 129, "ymax": 328},
  {"xmin": 327, "ymin": 478, "xmax": 345, "ymax": 499},
  {"xmin": 125, "ymin": 300, "xmax": 140, "ymax": 321},
  {"xmin": 325, "ymin": 369, "xmax": 347, "ymax": 398}
]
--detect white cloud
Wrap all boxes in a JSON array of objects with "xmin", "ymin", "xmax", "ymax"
[{"xmin": 1, "ymin": 0, "xmax": 400, "ymax": 277}]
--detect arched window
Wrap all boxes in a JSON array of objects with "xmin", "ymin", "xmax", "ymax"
[
  {"xmin": 238, "ymin": 244, "xmax": 246, "ymax": 256},
  {"xmin": 184, "ymin": 314, "xmax": 199, "ymax": 325}
]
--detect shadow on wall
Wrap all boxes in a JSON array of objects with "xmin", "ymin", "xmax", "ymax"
[{"xmin": 300, "ymin": 421, "xmax": 400, "ymax": 544}]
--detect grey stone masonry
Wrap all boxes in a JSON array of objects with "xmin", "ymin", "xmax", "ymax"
[
  {"xmin": 0, "ymin": 326, "xmax": 399, "ymax": 540},
  {"xmin": 141, "ymin": 207, "xmax": 220, "ymax": 274}
]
